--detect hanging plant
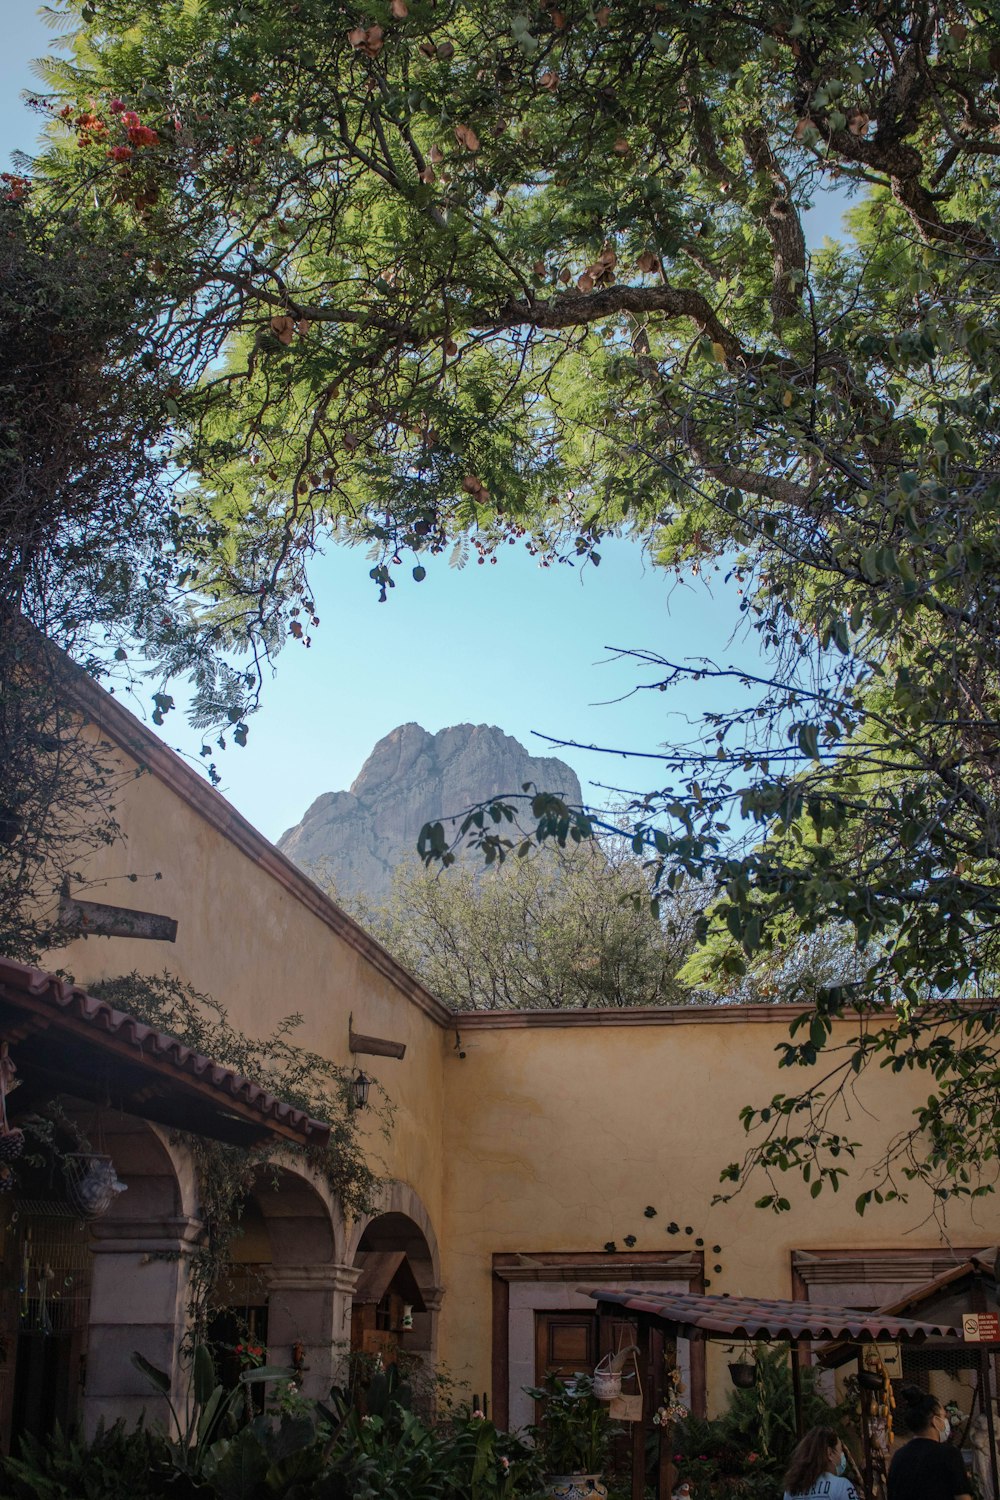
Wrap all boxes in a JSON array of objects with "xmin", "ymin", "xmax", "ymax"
[
  {"xmin": 728, "ymin": 1359, "xmax": 757, "ymax": 1389},
  {"xmin": 0, "ymin": 1042, "xmax": 25, "ymax": 1167},
  {"xmin": 727, "ymin": 1340, "xmax": 757, "ymax": 1389},
  {"xmin": 64, "ymin": 1151, "xmax": 128, "ymax": 1219}
]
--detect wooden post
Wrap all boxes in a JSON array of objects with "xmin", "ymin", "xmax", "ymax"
[
  {"xmin": 657, "ymin": 1420, "xmax": 677, "ymax": 1500},
  {"xmin": 632, "ymin": 1315, "xmax": 651, "ymax": 1500},
  {"xmin": 790, "ymin": 1341, "xmax": 804, "ymax": 1440},
  {"xmin": 658, "ymin": 1337, "xmax": 679, "ymax": 1500},
  {"xmin": 859, "ymin": 1350, "xmax": 874, "ymax": 1500},
  {"xmin": 980, "ymin": 1345, "xmax": 1000, "ymax": 1500},
  {"xmin": 971, "ymin": 1270, "xmax": 1000, "ymax": 1500}
]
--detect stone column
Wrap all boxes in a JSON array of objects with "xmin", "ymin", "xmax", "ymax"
[
  {"xmin": 266, "ymin": 1262, "xmax": 360, "ymax": 1400},
  {"xmin": 82, "ymin": 1214, "xmax": 201, "ymax": 1436},
  {"xmin": 408, "ymin": 1283, "xmax": 444, "ymax": 1367}
]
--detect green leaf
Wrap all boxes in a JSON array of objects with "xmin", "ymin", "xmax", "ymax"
[
  {"xmin": 131, "ymin": 1351, "xmax": 171, "ymax": 1394},
  {"xmin": 240, "ymin": 1364, "xmax": 294, "ymax": 1384},
  {"xmin": 193, "ymin": 1343, "xmax": 217, "ymax": 1407}
]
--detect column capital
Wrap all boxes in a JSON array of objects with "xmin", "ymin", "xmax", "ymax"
[
  {"xmin": 89, "ymin": 1214, "xmax": 204, "ymax": 1255},
  {"xmin": 268, "ymin": 1263, "xmax": 360, "ymax": 1294}
]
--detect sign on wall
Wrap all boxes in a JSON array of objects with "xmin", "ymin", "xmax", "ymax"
[
  {"xmin": 962, "ymin": 1312, "xmax": 1000, "ymax": 1343},
  {"xmin": 874, "ymin": 1341, "xmax": 902, "ymax": 1375}
]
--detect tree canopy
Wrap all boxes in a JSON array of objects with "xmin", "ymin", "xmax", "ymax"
[
  {"xmin": 15, "ymin": 0, "xmax": 1000, "ymax": 1211},
  {"xmin": 350, "ymin": 848, "xmax": 704, "ymax": 1010}
]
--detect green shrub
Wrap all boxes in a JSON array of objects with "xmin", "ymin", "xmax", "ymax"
[
  {"xmin": 671, "ymin": 1345, "xmax": 853, "ymax": 1499},
  {"xmin": 1, "ymin": 1420, "xmax": 170, "ymax": 1500}
]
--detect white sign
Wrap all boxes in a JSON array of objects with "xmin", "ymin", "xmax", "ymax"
[
  {"xmin": 874, "ymin": 1342, "xmax": 901, "ymax": 1375},
  {"xmin": 962, "ymin": 1312, "xmax": 1000, "ymax": 1343}
]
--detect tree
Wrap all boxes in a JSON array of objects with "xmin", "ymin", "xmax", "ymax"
[
  {"xmin": 350, "ymin": 848, "xmax": 704, "ymax": 1010},
  {"xmin": 32, "ymin": 2, "xmax": 1000, "ymax": 1209},
  {"xmin": 0, "ymin": 189, "xmax": 277, "ymax": 957},
  {"xmin": 0, "ymin": 197, "xmax": 162, "ymax": 957}
]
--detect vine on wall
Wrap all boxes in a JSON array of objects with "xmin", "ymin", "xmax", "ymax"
[{"xmin": 90, "ymin": 971, "xmax": 388, "ymax": 1334}]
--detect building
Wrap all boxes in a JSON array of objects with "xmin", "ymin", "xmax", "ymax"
[{"xmin": 1, "ymin": 667, "xmax": 994, "ymax": 1449}]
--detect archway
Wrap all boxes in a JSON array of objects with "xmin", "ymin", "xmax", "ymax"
[
  {"xmin": 221, "ymin": 1159, "xmax": 348, "ymax": 1399},
  {"xmin": 74, "ymin": 1115, "xmax": 194, "ymax": 1437},
  {"xmin": 348, "ymin": 1183, "xmax": 443, "ymax": 1383}
]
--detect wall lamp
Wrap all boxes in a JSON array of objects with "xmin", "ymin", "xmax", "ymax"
[
  {"xmin": 348, "ymin": 1011, "xmax": 405, "ymax": 1112},
  {"xmin": 351, "ymin": 1069, "xmax": 373, "ymax": 1111}
]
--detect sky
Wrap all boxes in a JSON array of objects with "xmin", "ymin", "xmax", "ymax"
[{"xmin": 1, "ymin": 3, "xmax": 850, "ymax": 845}]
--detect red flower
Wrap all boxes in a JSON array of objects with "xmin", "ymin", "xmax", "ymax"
[
  {"xmin": 0, "ymin": 173, "xmax": 30, "ymax": 201},
  {"xmin": 109, "ymin": 98, "xmax": 125, "ymax": 113},
  {"xmin": 127, "ymin": 124, "xmax": 159, "ymax": 147},
  {"xmin": 249, "ymin": 92, "xmax": 262, "ymax": 103},
  {"xmin": 107, "ymin": 145, "xmax": 133, "ymax": 162},
  {"xmin": 120, "ymin": 109, "xmax": 141, "ymax": 127}
]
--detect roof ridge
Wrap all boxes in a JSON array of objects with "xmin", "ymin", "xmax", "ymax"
[{"xmin": 60, "ymin": 663, "xmax": 454, "ymax": 1029}]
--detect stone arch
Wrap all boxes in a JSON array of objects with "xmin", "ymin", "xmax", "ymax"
[
  {"xmin": 346, "ymin": 1180, "xmax": 442, "ymax": 1287},
  {"xmin": 222, "ymin": 1155, "xmax": 348, "ymax": 1399},
  {"xmin": 247, "ymin": 1157, "xmax": 343, "ymax": 1268},
  {"xmin": 81, "ymin": 1115, "xmax": 198, "ymax": 1435},
  {"xmin": 347, "ymin": 1181, "xmax": 444, "ymax": 1374},
  {"xmin": 101, "ymin": 1116, "xmax": 199, "ymax": 1224}
]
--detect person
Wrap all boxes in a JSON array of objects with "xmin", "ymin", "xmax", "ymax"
[
  {"xmin": 783, "ymin": 1425, "xmax": 859, "ymax": 1500},
  {"xmin": 888, "ymin": 1386, "xmax": 972, "ymax": 1500}
]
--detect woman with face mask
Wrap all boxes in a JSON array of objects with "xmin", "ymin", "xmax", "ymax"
[
  {"xmin": 783, "ymin": 1425, "xmax": 859, "ymax": 1500},
  {"xmin": 887, "ymin": 1386, "xmax": 972, "ymax": 1500}
]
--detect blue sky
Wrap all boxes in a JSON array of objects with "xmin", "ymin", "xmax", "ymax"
[{"xmin": 1, "ymin": 4, "xmax": 848, "ymax": 844}]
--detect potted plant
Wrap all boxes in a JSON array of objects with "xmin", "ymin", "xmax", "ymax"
[
  {"xmin": 727, "ymin": 1342, "xmax": 758, "ymax": 1389},
  {"xmin": 526, "ymin": 1373, "xmax": 612, "ymax": 1500}
]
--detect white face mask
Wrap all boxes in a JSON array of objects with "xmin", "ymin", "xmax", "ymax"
[{"xmin": 937, "ymin": 1415, "xmax": 951, "ymax": 1443}]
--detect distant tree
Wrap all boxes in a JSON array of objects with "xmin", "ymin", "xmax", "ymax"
[
  {"xmin": 680, "ymin": 924, "xmax": 871, "ymax": 1008},
  {"xmin": 351, "ymin": 847, "xmax": 704, "ymax": 1010}
]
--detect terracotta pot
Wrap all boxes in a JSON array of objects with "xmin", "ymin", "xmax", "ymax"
[{"xmin": 545, "ymin": 1476, "xmax": 608, "ymax": 1500}]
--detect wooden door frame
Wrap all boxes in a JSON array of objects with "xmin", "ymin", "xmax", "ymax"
[{"xmin": 491, "ymin": 1250, "xmax": 705, "ymax": 1430}]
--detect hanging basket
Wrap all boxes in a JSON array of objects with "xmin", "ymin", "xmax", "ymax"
[
  {"xmin": 64, "ymin": 1152, "xmax": 128, "ymax": 1220},
  {"xmin": 728, "ymin": 1361, "xmax": 757, "ymax": 1389},
  {"xmin": 592, "ymin": 1354, "xmax": 622, "ymax": 1403}
]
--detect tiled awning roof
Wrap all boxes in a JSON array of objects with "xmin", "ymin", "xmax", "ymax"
[
  {"xmin": 353, "ymin": 1250, "xmax": 427, "ymax": 1311},
  {"xmin": 817, "ymin": 1253, "xmax": 998, "ymax": 1366},
  {"xmin": 0, "ymin": 958, "xmax": 332, "ymax": 1148},
  {"xmin": 583, "ymin": 1288, "xmax": 959, "ymax": 1343}
]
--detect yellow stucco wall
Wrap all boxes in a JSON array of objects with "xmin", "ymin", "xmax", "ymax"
[
  {"xmin": 46, "ymin": 735, "xmax": 449, "ymax": 1256},
  {"xmin": 438, "ymin": 1013, "xmax": 999, "ymax": 1411},
  {"xmin": 39, "ymin": 688, "xmax": 1000, "ymax": 1419}
]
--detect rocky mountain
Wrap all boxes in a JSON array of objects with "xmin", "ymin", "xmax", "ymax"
[{"xmin": 277, "ymin": 722, "xmax": 583, "ymax": 904}]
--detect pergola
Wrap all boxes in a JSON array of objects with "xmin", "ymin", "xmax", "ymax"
[
  {"xmin": 584, "ymin": 1285, "xmax": 959, "ymax": 1500},
  {"xmin": 818, "ymin": 1252, "xmax": 1000, "ymax": 1500}
]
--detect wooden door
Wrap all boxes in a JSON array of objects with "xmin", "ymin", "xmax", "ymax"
[{"xmin": 534, "ymin": 1311, "xmax": 598, "ymax": 1385}]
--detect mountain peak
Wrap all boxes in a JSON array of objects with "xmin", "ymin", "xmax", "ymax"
[{"xmin": 278, "ymin": 722, "xmax": 582, "ymax": 903}]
